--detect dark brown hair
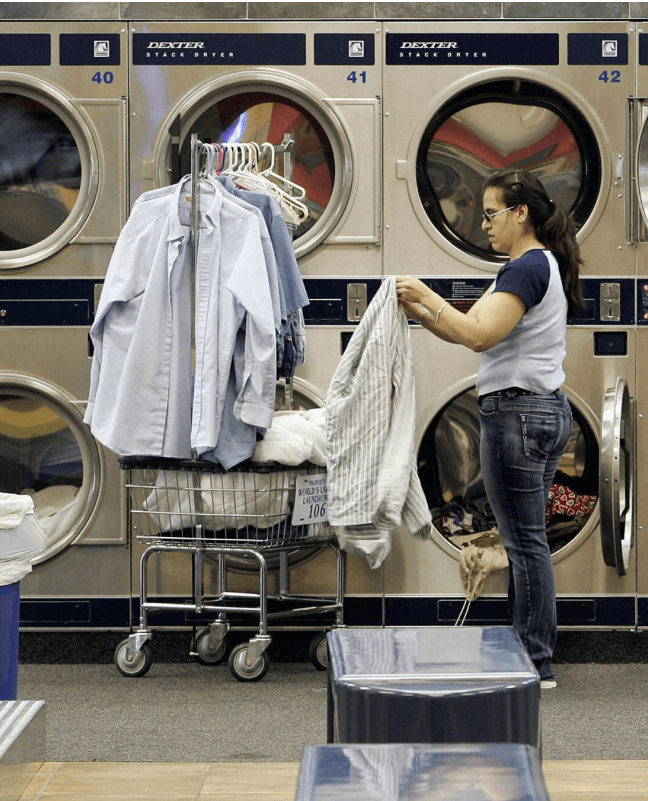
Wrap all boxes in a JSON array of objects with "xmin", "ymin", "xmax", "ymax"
[{"xmin": 484, "ymin": 169, "xmax": 584, "ymax": 320}]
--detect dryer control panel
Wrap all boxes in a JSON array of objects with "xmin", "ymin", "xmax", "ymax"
[
  {"xmin": 301, "ymin": 277, "xmax": 636, "ymax": 326},
  {"xmin": 421, "ymin": 277, "xmax": 635, "ymax": 327}
]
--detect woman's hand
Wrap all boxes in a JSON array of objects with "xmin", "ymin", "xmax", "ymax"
[
  {"xmin": 395, "ymin": 276, "xmax": 432, "ymax": 306},
  {"xmin": 398, "ymin": 299, "xmax": 423, "ymax": 320}
]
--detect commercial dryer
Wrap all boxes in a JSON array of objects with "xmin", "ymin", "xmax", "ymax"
[
  {"xmin": 633, "ymin": 22, "xmax": 648, "ymax": 630},
  {"xmin": 126, "ymin": 20, "xmax": 385, "ymax": 617},
  {"xmin": 381, "ymin": 21, "xmax": 637, "ymax": 629},
  {"xmin": 0, "ymin": 19, "xmax": 131, "ymax": 627},
  {"xmin": 128, "ymin": 20, "xmax": 381, "ymax": 278}
]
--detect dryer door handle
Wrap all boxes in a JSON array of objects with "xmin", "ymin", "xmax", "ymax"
[{"xmin": 600, "ymin": 376, "xmax": 635, "ymax": 576}]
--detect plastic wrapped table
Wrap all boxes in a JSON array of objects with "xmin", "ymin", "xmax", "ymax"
[
  {"xmin": 296, "ymin": 743, "xmax": 550, "ymax": 801},
  {"xmin": 327, "ymin": 627, "xmax": 540, "ymax": 747}
]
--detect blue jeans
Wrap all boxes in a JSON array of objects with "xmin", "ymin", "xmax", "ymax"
[{"xmin": 478, "ymin": 389, "xmax": 572, "ymax": 680}]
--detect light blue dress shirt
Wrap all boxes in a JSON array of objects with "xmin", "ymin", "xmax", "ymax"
[
  {"xmin": 85, "ymin": 175, "xmax": 277, "ymax": 466},
  {"xmin": 219, "ymin": 176, "xmax": 309, "ymax": 374}
]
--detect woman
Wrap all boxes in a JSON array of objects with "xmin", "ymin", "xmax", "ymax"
[{"xmin": 396, "ymin": 169, "xmax": 584, "ymax": 687}]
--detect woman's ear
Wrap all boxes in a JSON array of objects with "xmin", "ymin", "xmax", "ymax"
[{"xmin": 516, "ymin": 204, "xmax": 530, "ymax": 225}]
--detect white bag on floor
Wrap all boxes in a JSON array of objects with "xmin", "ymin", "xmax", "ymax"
[{"xmin": 0, "ymin": 492, "xmax": 47, "ymax": 562}]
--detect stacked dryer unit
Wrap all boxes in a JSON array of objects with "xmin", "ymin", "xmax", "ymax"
[
  {"xmin": 127, "ymin": 21, "xmax": 384, "ymax": 618},
  {"xmin": 7, "ymin": 13, "xmax": 644, "ymax": 632},
  {"xmin": 381, "ymin": 21, "xmax": 637, "ymax": 629},
  {"xmin": 0, "ymin": 22, "xmax": 130, "ymax": 628},
  {"xmin": 634, "ymin": 23, "xmax": 648, "ymax": 630}
]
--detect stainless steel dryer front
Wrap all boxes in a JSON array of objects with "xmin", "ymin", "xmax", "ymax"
[
  {"xmin": 0, "ymin": 21, "xmax": 127, "ymax": 275},
  {"xmin": 383, "ymin": 20, "xmax": 633, "ymax": 279},
  {"xmin": 126, "ymin": 20, "xmax": 384, "ymax": 619},
  {"xmin": 632, "ymin": 21, "xmax": 648, "ymax": 631},
  {"xmin": 128, "ymin": 20, "xmax": 381, "ymax": 278},
  {"xmin": 381, "ymin": 21, "xmax": 637, "ymax": 629},
  {"xmin": 0, "ymin": 17, "xmax": 130, "ymax": 629}
]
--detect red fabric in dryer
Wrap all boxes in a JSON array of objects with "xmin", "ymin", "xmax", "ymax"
[{"xmin": 545, "ymin": 483, "xmax": 597, "ymax": 526}]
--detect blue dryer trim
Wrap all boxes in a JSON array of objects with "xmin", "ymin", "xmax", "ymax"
[
  {"xmin": 19, "ymin": 595, "xmax": 348, "ymax": 631},
  {"xmin": 385, "ymin": 33, "xmax": 559, "ymax": 65},
  {"xmin": 0, "ymin": 277, "xmax": 636, "ymax": 328},
  {"xmin": 0, "ymin": 33, "xmax": 50, "ymax": 65},
  {"xmin": 567, "ymin": 33, "xmax": 628, "ymax": 65},
  {"xmin": 18, "ymin": 594, "xmax": 636, "ymax": 630},
  {"xmin": 301, "ymin": 278, "xmax": 635, "ymax": 326},
  {"xmin": 131, "ymin": 32, "xmax": 306, "ymax": 65},
  {"xmin": 20, "ymin": 597, "xmax": 132, "ymax": 630},
  {"xmin": 634, "ymin": 597, "xmax": 648, "ymax": 628},
  {"xmin": 0, "ymin": 279, "xmax": 102, "ymax": 326},
  {"xmin": 59, "ymin": 33, "xmax": 121, "ymax": 65},
  {"xmin": 384, "ymin": 596, "xmax": 636, "ymax": 628},
  {"xmin": 636, "ymin": 279, "xmax": 648, "ymax": 323},
  {"xmin": 314, "ymin": 33, "xmax": 375, "ymax": 65}
]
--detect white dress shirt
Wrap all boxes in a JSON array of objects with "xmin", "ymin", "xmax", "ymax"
[{"xmin": 326, "ymin": 277, "xmax": 432, "ymax": 567}]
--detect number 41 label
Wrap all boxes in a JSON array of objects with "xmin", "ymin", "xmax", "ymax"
[{"xmin": 292, "ymin": 473, "xmax": 328, "ymax": 525}]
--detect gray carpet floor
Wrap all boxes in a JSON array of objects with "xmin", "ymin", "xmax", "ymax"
[{"xmin": 15, "ymin": 658, "xmax": 648, "ymax": 763}]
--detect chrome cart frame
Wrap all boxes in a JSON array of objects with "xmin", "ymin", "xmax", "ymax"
[{"xmin": 115, "ymin": 458, "xmax": 345, "ymax": 681}]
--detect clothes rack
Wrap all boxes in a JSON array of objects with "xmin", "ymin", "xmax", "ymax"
[{"xmin": 110, "ymin": 136, "xmax": 343, "ymax": 682}]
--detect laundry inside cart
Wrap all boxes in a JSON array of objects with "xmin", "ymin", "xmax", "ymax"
[
  {"xmin": 138, "ymin": 408, "xmax": 329, "ymax": 536},
  {"xmin": 134, "ymin": 461, "xmax": 327, "ymax": 541}
]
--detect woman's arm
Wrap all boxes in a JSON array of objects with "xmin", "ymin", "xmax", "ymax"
[
  {"xmin": 398, "ymin": 297, "xmax": 459, "ymax": 343},
  {"xmin": 397, "ymin": 277, "xmax": 526, "ymax": 352}
]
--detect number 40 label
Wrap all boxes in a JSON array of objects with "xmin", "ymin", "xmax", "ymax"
[{"xmin": 292, "ymin": 473, "xmax": 328, "ymax": 525}]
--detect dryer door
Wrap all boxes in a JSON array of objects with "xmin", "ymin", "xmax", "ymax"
[
  {"xmin": 0, "ymin": 374, "xmax": 103, "ymax": 563},
  {"xmin": 0, "ymin": 82, "xmax": 98, "ymax": 270},
  {"xmin": 600, "ymin": 377, "xmax": 634, "ymax": 576},
  {"xmin": 418, "ymin": 385, "xmax": 600, "ymax": 563},
  {"xmin": 152, "ymin": 80, "xmax": 353, "ymax": 262},
  {"xmin": 416, "ymin": 78, "xmax": 600, "ymax": 266}
]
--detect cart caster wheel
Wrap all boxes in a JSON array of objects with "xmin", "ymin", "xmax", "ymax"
[
  {"xmin": 115, "ymin": 639, "xmax": 153, "ymax": 678},
  {"xmin": 309, "ymin": 632, "xmax": 329, "ymax": 671},
  {"xmin": 193, "ymin": 629, "xmax": 227, "ymax": 666},
  {"xmin": 228, "ymin": 643, "xmax": 270, "ymax": 682}
]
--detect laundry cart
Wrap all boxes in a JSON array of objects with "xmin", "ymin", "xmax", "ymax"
[{"xmin": 114, "ymin": 457, "xmax": 344, "ymax": 682}]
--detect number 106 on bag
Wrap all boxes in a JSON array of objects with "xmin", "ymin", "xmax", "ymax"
[{"xmin": 292, "ymin": 474, "xmax": 328, "ymax": 525}]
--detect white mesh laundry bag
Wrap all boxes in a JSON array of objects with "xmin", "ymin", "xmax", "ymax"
[
  {"xmin": 0, "ymin": 492, "xmax": 47, "ymax": 586},
  {"xmin": 144, "ymin": 470, "xmax": 292, "ymax": 532}
]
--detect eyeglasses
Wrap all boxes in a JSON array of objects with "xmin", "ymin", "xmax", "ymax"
[{"xmin": 481, "ymin": 205, "xmax": 516, "ymax": 223}]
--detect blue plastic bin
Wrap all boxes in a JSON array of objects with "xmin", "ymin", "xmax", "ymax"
[
  {"xmin": 296, "ymin": 743, "xmax": 550, "ymax": 801},
  {"xmin": 327, "ymin": 626, "xmax": 541, "ymax": 747},
  {"xmin": 0, "ymin": 581, "xmax": 20, "ymax": 700}
]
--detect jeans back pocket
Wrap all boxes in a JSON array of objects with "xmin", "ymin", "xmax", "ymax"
[{"xmin": 520, "ymin": 412, "xmax": 562, "ymax": 462}]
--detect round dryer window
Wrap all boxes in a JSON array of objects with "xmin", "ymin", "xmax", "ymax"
[
  {"xmin": 164, "ymin": 81, "xmax": 351, "ymax": 260},
  {"xmin": 0, "ymin": 376, "xmax": 101, "ymax": 563},
  {"xmin": 418, "ymin": 387, "xmax": 599, "ymax": 559},
  {"xmin": 416, "ymin": 79, "xmax": 601, "ymax": 262},
  {"xmin": 0, "ymin": 87, "xmax": 96, "ymax": 269}
]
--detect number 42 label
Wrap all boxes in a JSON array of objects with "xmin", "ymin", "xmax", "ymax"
[{"xmin": 292, "ymin": 473, "xmax": 328, "ymax": 525}]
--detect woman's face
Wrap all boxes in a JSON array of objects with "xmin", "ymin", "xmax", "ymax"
[{"xmin": 481, "ymin": 187, "xmax": 517, "ymax": 255}]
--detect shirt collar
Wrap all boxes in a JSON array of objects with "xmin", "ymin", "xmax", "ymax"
[{"xmin": 166, "ymin": 175, "xmax": 223, "ymax": 241}]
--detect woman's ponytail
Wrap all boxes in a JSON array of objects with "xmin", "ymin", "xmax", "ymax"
[
  {"xmin": 484, "ymin": 170, "xmax": 584, "ymax": 320},
  {"xmin": 538, "ymin": 201, "xmax": 584, "ymax": 320}
]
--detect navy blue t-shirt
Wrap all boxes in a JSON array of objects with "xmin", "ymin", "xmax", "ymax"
[{"xmin": 492, "ymin": 249, "xmax": 551, "ymax": 310}]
